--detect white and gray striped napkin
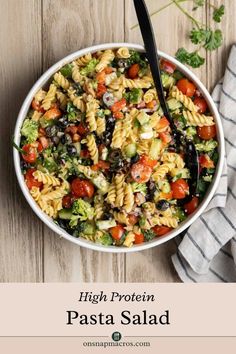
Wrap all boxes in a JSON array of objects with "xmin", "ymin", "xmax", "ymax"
[{"xmin": 172, "ymin": 44, "xmax": 236, "ymax": 282}]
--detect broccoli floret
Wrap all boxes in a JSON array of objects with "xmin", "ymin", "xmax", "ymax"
[
  {"xmin": 128, "ymin": 51, "xmax": 148, "ymax": 68},
  {"xmin": 131, "ymin": 182, "xmax": 147, "ymax": 195},
  {"xmin": 80, "ymin": 58, "xmax": 99, "ymax": 76},
  {"xmin": 186, "ymin": 126, "xmax": 197, "ymax": 137},
  {"xmin": 96, "ymin": 232, "xmax": 113, "ymax": 246},
  {"xmin": 60, "ymin": 64, "xmax": 73, "ymax": 78},
  {"xmin": 21, "ymin": 118, "xmax": 38, "ymax": 143},
  {"xmin": 72, "ymin": 199, "xmax": 94, "ymax": 221},
  {"xmin": 173, "ymin": 207, "xmax": 187, "ymax": 222},
  {"xmin": 195, "ymin": 139, "xmax": 218, "ymax": 152},
  {"xmin": 203, "ymin": 175, "xmax": 213, "ymax": 182},
  {"xmin": 143, "ymin": 230, "xmax": 156, "ymax": 241},
  {"xmin": 125, "ymin": 88, "xmax": 143, "ymax": 104}
]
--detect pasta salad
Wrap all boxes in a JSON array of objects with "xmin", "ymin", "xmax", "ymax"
[{"xmin": 17, "ymin": 47, "xmax": 218, "ymax": 247}]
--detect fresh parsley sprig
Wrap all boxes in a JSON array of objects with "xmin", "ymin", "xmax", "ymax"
[{"xmin": 131, "ymin": 0, "xmax": 225, "ymax": 69}]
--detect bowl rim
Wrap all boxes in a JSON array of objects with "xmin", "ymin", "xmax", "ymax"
[{"xmin": 13, "ymin": 42, "xmax": 225, "ymax": 253}]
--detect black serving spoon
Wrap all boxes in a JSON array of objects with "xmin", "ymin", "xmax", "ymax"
[{"xmin": 133, "ymin": 0, "xmax": 199, "ymax": 200}]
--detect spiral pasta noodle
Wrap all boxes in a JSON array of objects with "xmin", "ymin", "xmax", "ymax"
[
  {"xmin": 86, "ymin": 134, "xmax": 99, "ymax": 164},
  {"xmin": 152, "ymin": 163, "xmax": 175, "ymax": 182},
  {"xmin": 33, "ymin": 170, "xmax": 60, "ymax": 186},
  {"xmin": 41, "ymin": 83, "xmax": 57, "ymax": 110},
  {"xmin": 54, "ymin": 72, "xmax": 70, "ymax": 90},
  {"xmin": 72, "ymin": 62, "xmax": 84, "ymax": 83},
  {"xmin": 114, "ymin": 174, "xmax": 125, "ymax": 208},
  {"xmin": 38, "ymin": 199, "xmax": 55, "ymax": 218},
  {"xmin": 34, "ymin": 89, "xmax": 46, "ymax": 103},
  {"xmin": 86, "ymin": 99, "xmax": 99, "ymax": 132},
  {"xmin": 32, "ymin": 111, "xmax": 42, "ymax": 122},
  {"xmin": 142, "ymin": 202, "xmax": 156, "ymax": 216},
  {"xmin": 123, "ymin": 184, "xmax": 134, "ymax": 213},
  {"xmin": 106, "ymin": 183, "xmax": 116, "ymax": 206},
  {"xmin": 150, "ymin": 215, "xmax": 178, "ymax": 228},
  {"xmin": 77, "ymin": 164, "xmax": 96, "ymax": 179},
  {"xmin": 96, "ymin": 116, "xmax": 106, "ymax": 135},
  {"xmin": 30, "ymin": 187, "xmax": 41, "ymax": 202},
  {"xmin": 116, "ymin": 47, "xmax": 131, "ymax": 59},
  {"xmin": 56, "ymin": 90, "xmax": 68, "ymax": 110},
  {"xmin": 137, "ymin": 140, "xmax": 151, "ymax": 155},
  {"xmin": 95, "ymin": 50, "xmax": 114, "ymax": 72},
  {"xmin": 94, "ymin": 202, "xmax": 103, "ymax": 220},
  {"xmin": 183, "ymin": 110, "xmax": 215, "ymax": 127},
  {"xmin": 143, "ymin": 89, "xmax": 157, "ymax": 103},
  {"xmin": 76, "ymin": 53, "xmax": 92, "ymax": 66},
  {"xmin": 111, "ymin": 120, "xmax": 123, "ymax": 149},
  {"xmin": 170, "ymin": 86, "xmax": 198, "ymax": 112},
  {"xmin": 123, "ymin": 232, "xmax": 135, "ymax": 247},
  {"xmin": 161, "ymin": 152, "xmax": 185, "ymax": 169},
  {"xmin": 113, "ymin": 211, "xmax": 130, "ymax": 226}
]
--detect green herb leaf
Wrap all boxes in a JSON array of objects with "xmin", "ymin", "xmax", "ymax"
[
  {"xmin": 190, "ymin": 28, "xmax": 210, "ymax": 45},
  {"xmin": 175, "ymin": 48, "xmax": 205, "ymax": 68},
  {"xmin": 193, "ymin": 0, "xmax": 205, "ymax": 9},
  {"xmin": 213, "ymin": 5, "xmax": 225, "ymax": 23},
  {"xmin": 204, "ymin": 29, "xmax": 223, "ymax": 51}
]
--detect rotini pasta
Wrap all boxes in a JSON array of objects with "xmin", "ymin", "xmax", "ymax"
[{"xmin": 18, "ymin": 47, "xmax": 218, "ymax": 248}]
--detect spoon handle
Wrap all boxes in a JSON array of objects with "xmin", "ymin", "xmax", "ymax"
[{"xmin": 133, "ymin": 0, "xmax": 174, "ymax": 130}]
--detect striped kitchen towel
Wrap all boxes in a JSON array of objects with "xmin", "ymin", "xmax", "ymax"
[{"xmin": 172, "ymin": 44, "xmax": 236, "ymax": 282}]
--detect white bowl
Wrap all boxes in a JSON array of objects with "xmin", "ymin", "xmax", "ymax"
[{"xmin": 13, "ymin": 43, "xmax": 225, "ymax": 253}]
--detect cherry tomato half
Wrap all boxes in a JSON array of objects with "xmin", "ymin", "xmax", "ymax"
[
  {"xmin": 71, "ymin": 178, "xmax": 95, "ymax": 198},
  {"xmin": 96, "ymin": 83, "xmax": 107, "ymax": 98},
  {"xmin": 131, "ymin": 163, "xmax": 152, "ymax": 183},
  {"xmin": 109, "ymin": 225, "xmax": 125, "ymax": 241},
  {"xmin": 184, "ymin": 196, "xmax": 199, "ymax": 215},
  {"xmin": 177, "ymin": 78, "xmax": 196, "ymax": 97},
  {"xmin": 134, "ymin": 233, "xmax": 145, "ymax": 244},
  {"xmin": 156, "ymin": 116, "xmax": 170, "ymax": 131},
  {"xmin": 127, "ymin": 63, "xmax": 140, "ymax": 79},
  {"xmin": 139, "ymin": 154, "xmax": 157, "ymax": 168},
  {"xmin": 171, "ymin": 179, "xmax": 189, "ymax": 199},
  {"xmin": 25, "ymin": 168, "xmax": 43, "ymax": 190},
  {"xmin": 77, "ymin": 123, "xmax": 88, "ymax": 136},
  {"xmin": 22, "ymin": 144, "xmax": 38, "ymax": 164},
  {"xmin": 193, "ymin": 97, "xmax": 208, "ymax": 114},
  {"xmin": 43, "ymin": 107, "xmax": 62, "ymax": 120},
  {"xmin": 62, "ymin": 194, "xmax": 74, "ymax": 209},
  {"xmin": 197, "ymin": 125, "xmax": 216, "ymax": 140},
  {"xmin": 111, "ymin": 98, "xmax": 126, "ymax": 113},
  {"xmin": 160, "ymin": 59, "xmax": 176, "ymax": 74},
  {"xmin": 152, "ymin": 226, "xmax": 172, "ymax": 236},
  {"xmin": 199, "ymin": 154, "xmax": 214, "ymax": 168}
]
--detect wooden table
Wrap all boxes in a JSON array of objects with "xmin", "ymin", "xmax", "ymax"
[{"xmin": 0, "ymin": 0, "xmax": 233, "ymax": 282}]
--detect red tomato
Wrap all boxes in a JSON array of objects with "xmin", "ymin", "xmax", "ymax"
[
  {"xmin": 77, "ymin": 123, "xmax": 88, "ymax": 136},
  {"xmin": 31, "ymin": 99, "xmax": 45, "ymax": 113},
  {"xmin": 25, "ymin": 168, "xmax": 43, "ymax": 190},
  {"xmin": 160, "ymin": 191, "xmax": 173, "ymax": 200},
  {"xmin": 193, "ymin": 97, "xmax": 208, "ymax": 114},
  {"xmin": 43, "ymin": 107, "xmax": 62, "ymax": 120},
  {"xmin": 134, "ymin": 233, "xmax": 145, "ymax": 244},
  {"xmin": 152, "ymin": 225, "xmax": 172, "ymax": 236},
  {"xmin": 109, "ymin": 225, "xmax": 125, "ymax": 240},
  {"xmin": 22, "ymin": 144, "xmax": 37, "ymax": 164},
  {"xmin": 128, "ymin": 214, "xmax": 139, "ymax": 225},
  {"xmin": 156, "ymin": 116, "xmax": 170, "ymax": 131},
  {"xmin": 159, "ymin": 132, "xmax": 172, "ymax": 144},
  {"xmin": 127, "ymin": 63, "xmax": 140, "ymax": 79},
  {"xmin": 139, "ymin": 154, "xmax": 157, "ymax": 168},
  {"xmin": 113, "ymin": 111, "xmax": 124, "ymax": 119},
  {"xmin": 38, "ymin": 127, "xmax": 46, "ymax": 137},
  {"xmin": 111, "ymin": 98, "xmax": 126, "ymax": 113},
  {"xmin": 96, "ymin": 70, "xmax": 106, "ymax": 84},
  {"xmin": 62, "ymin": 194, "xmax": 73, "ymax": 209},
  {"xmin": 199, "ymin": 154, "xmax": 214, "ymax": 168},
  {"xmin": 39, "ymin": 136, "xmax": 49, "ymax": 149},
  {"xmin": 91, "ymin": 160, "xmax": 110, "ymax": 171},
  {"xmin": 131, "ymin": 163, "xmax": 152, "ymax": 183},
  {"xmin": 177, "ymin": 78, "xmax": 196, "ymax": 97},
  {"xmin": 197, "ymin": 125, "xmax": 216, "ymax": 140},
  {"xmin": 171, "ymin": 179, "xmax": 189, "ymax": 199},
  {"xmin": 160, "ymin": 59, "xmax": 176, "ymax": 74},
  {"xmin": 80, "ymin": 149, "xmax": 90, "ymax": 158},
  {"xmin": 96, "ymin": 83, "xmax": 107, "ymax": 98},
  {"xmin": 37, "ymin": 142, "xmax": 43, "ymax": 153},
  {"xmin": 71, "ymin": 178, "xmax": 95, "ymax": 198},
  {"xmin": 184, "ymin": 196, "xmax": 199, "ymax": 215},
  {"xmin": 65, "ymin": 125, "xmax": 78, "ymax": 135}
]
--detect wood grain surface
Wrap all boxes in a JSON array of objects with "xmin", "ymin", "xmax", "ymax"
[{"xmin": 0, "ymin": 0, "xmax": 233, "ymax": 282}]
